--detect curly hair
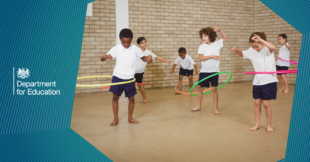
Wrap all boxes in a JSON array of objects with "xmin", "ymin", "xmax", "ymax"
[
  {"xmin": 249, "ymin": 32, "xmax": 267, "ymax": 43},
  {"xmin": 199, "ymin": 27, "xmax": 217, "ymax": 42},
  {"xmin": 178, "ymin": 47, "xmax": 186, "ymax": 53}
]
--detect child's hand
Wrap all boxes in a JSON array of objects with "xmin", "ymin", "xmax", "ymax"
[
  {"xmin": 230, "ymin": 47, "xmax": 238, "ymax": 52},
  {"xmin": 212, "ymin": 55, "xmax": 221, "ymax": 60},
  {"xmin": 106, "ymin": 54, "xmax": 112, "ymax": 60},
  {"xmin": 166, "ymin": 60, "xmax": 172, "ymax": 63},
  {"xmin": 251, "ymin": 34, "xmax": 262, "ymax": 42},
  {"xmin": 213, "ymin": 27, "xmax": 221, "ymax": 32},
  {"xmin": 147, "ymin": 55, "xmax": 153, "ymax": 63},
  {"xmin": 171, "ymin": 70, "xmax": 174, "ymax": 75}
]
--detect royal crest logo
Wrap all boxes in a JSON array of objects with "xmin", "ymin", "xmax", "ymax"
[{"xmin": 17, "ymin": 68, "xmax": 30, "ymax": 79}]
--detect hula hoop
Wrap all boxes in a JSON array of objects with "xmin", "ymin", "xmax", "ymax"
[
  {"xmin": 190, "ymin": 71, "xmax": 233, "ymax": 96},
  {"xmin": 175, "ymin": 79, "xmax": 211, "ymax": 94},
  {"xmin": 76, "ymin": 76, "xmax": 135, "ymax": 87},
  {"xmin": 278, "ymin": 58, "xmax": 298, "ymax": 65},
  {"xmin": 100, "ymin": 83, "xmax": 147, "ymax": 89},
  {"xmin": 244, "ymin": 70, "xmax": 297, "ymax": 74}
]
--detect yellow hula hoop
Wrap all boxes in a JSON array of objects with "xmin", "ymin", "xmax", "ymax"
[{"xmin": 76, "ymin": 76, "xmax": 136, "ymax": 87}]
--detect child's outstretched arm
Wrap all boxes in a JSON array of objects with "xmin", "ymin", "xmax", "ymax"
[
  {"xmin": 284, "ymin": 43, "xmax": 291, "ymax": 50},
  {"xmin": 199, "ymin": 54, "xmax": 221, "ymax": 61},
  {"xmin": 252, "ymin": 34, "xmax": 275, "ymax": 53},
  {"xmin": 171, "ymin": 64, "xmax": 177, "ymax": 75},
  {"xmin": 141, "ymin": 55, "xmax": 153, "ymax": 63},
  {"xmin": 101, "ymin": 54, "xmax": 112, "ymax": 61},
  {"xmin": 213, "ymin": 28, "xmax": 228, "ymax": 43},
  {"xmin": 193, "ymin": 64, "xmax": 198, "ymax": 75},
  {"xmin": 230, "ymin": 47, "xmax": 243, "ymax": 57},
  {"xmin": 155, "ymin": 56, "xmax": 172, "ymax": 63}
]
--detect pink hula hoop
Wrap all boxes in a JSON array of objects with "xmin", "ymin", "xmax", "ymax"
[
  {"xmin": 244, "ymin": 70, "xmax": 297, "ymax": 74},
  {"xmin": 278, "ymin": 58, "xmax": 299, "ymax": 65}
]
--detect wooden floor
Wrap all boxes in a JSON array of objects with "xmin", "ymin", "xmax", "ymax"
[{"xmin": 71, "ymin": 82, "xmax": 294, "ymax": 162}]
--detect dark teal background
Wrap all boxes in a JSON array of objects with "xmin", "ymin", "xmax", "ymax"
[
  {"xmin": 0, "ymin": 0, "xmax": 111, "ymax": 161},
  {"xmin": 0, "ymin": 0, "xmax": 309, "ymax": 161}
]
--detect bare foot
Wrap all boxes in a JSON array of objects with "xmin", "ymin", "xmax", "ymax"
[
  {"xmin": 143, "ymin": 99, "xmax": 148, "ymax": 103},
  {"xmin": 267, "ymin": 125, "xmax": 274, "ymax": 132},
  {"xmin": 110, "ymin": 118, "xmax": 119, "ymax": 126},
  {"xmin": 175, "ymin": 92, "xmax": 181, "ymax": 95},
  {"xmin": 283, "ymin": 90, "xmax": 289, "ymax": 93},
  {"xmin": 128, "ymin": 118, "xmax": 139, "ymax": 124},
  {"xmin": 214, "ymin": 109, "xmax": 220, "ymax": 114},
  {"xmin": 250, "ymin": 125, "xmax": 260, "ymax": 131},
  {"xmin": 191, "ymin": 106, "xmax": 201, "ymax": 111},
  {"xmin": 278, "ymin": 89, "xmax": 284, "ymax": 92}
]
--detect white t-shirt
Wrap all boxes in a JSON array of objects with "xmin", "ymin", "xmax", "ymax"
[
  {"xmin": 174, "ymin": 54, "xmax": 195, "ymax": 70},
  {"xmin": 135, "ymin": 48, "xmax": 157, "ymax": 73},
  {"xmin": 198, "ymin": 39, "xmax": 223, "ymax": 72},
  {"xmin": 276, "ymin": 43, "xmax": 291, "ymax": 67},
  {"xmin": 243, "ymin": 46, "xmax": 278, "ymax": 85},
  {"xmin": 107, "ymin": 44, "xmax": 144, "ymax": 79}
]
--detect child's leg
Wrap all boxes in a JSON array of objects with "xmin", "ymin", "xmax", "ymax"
[
  {"xmin": 190, "ymin": 86, "xmax": 204, "ymax": 111},
  {"xmin": 138, "ymin": 84, "xmax": 148, "ymax": 103},
  {"xmin": 175, "ymin": 75, "xmax": 184, "ymax": 95},
  {"xmin": 282, "ymin": 74, "xmax": 289, "ymax": 93},
  {"xmin": 111, "ymin": 93, "xmax": 120, "ymax": 126},
  {"xmin": 188, "ymin": 75, "xmax": 193, "ymax": 89},
  {"xmin": 250, "ymin": 99, "xmax": 262, "ymax": 131},
  {"xmin": 212, "ymin": 87, "xmax": 220, "ymax": 114},
  {"xmin": 263, "ymin": 100, "xmax": 273, "ymax": 132},
  {"xmin": 277, "ymin": 75, "xmax": 285, "ymax": 92},
  {"xmin": 128, "ymin": 95, "xmax": 138, "ymax": 124}
]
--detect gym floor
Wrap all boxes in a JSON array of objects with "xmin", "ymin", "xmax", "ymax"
[{"xmin": 71, "ymin": 82, "xmax": 294, "ymax": 162}]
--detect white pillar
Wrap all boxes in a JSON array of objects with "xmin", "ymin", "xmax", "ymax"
[{"xmin": 115, "ymin": 0, "xmax": 129, "ymax": 45}]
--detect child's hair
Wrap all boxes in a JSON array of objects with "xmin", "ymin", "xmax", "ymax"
[
  {"xmin": 278, "ymin": 34, "xmax": 287, "ymax": 42},
  {"xmin": 249, "ymin": 32, "xmax": 267, "ymax": 43},
  {"xmin": 199, "ymin": 27, "xmax": 217, "ymax": 42},
  {"xmin": 137, "ymin": 37, "xmax": 146, "ymax": 44},
  {"xmin": 119, "ymin": 28, "xmax": 133, "ymax": 39},
  {"xmin": 178, "ymin": 47, "xmax": 186, "ymax": 53}
]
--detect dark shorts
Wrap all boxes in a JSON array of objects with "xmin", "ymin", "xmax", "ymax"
[
  {"xmin": 134, "ymin": 72, "xmax": 144, "ymax": 83},
  {"xmin": 109, "ymin": 76, "xmax": 137, "ymax": 97},
  {"xmin": 253, "ymin": 82, "xmax": 277, "ymax": 100},
  {"xmin": 179, "ymin": 67, "xmax": 193, "ymax": 77},
  {"xmin": 276, "ymin": 65, "xmax": 289, "ymax": 75},
  {"xmin": 198, "ymin": 73, "xmax": 219, "ymax": 88}
]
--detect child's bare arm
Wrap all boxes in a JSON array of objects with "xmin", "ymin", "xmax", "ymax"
[
  {"xmin": 171, "ymin": 64, "xmax": 176, "ymax": 75},
  {"xmin": 274, "ymin": 50, "xmax": 279, "ymax": 54},
  {"xmin": 214, "ymin": 27, "xmax": 228, "ymax": 43},
  {"xmin": 140, "ymin": 55, "xmax": 153, "ymax": 63},
  {"xmin": 284, "ymin": 44, "xmax": 291, "ymax": 50},
  {"xmin": 199, "ymin": 54, "xmax": 221, "ymax": 61},
  {"xmin": 252, "ymin": 34, "xmax": 276, "ymax": 53},
  {"xmin": 101, "ymin": 54, "xmax": 112, "ymax": 61},
  {"xmin": 155, "ymin": 56, "xmax": 172, "ymax": 63},
  {"xmin": 230, "ymin": 47, "xmax": 243, "ymax": 57},
  {"xmin": 193, "ymin": 64, "xmax": 198, "ymax": 75}
]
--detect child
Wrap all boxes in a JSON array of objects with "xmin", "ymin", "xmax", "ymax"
[
  {"xmin": 100, "ymin": 28, "xmax": 152, "ymax": 126},
  {"xmin": 190, "ymin": 27, "xmax": 228, "ymax": 114},
  {"xmin": 230, "ymin": 32, "xmax": 277, "ymax": 132},
  {"xmin": 135, "ymin": 37, "xmax": 172, "ymax": 103},
  {"xmin": 171, "ymin": 47, "xmax": 198, "ymax": 95},
  {"xmin": 275, "ymin": 34, "xmax": 291, "ymax": 93}
]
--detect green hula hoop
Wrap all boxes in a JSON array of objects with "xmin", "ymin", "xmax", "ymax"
[{"xmin": 190, "ymin": 71, "xmax": 233, "ymax": 96}]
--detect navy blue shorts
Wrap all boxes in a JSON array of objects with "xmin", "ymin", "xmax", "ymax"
[
  {"xmin": 109, "ymin": 76, "xmax": 137, "ymax": 97},
  {"xmin": 253, "ymin": 82, "xmax": 277, "ymax": 100},
  {"xmin": 276, "ymin": 65, "xmax": 289, "ymax": 75},
  {"xmin": 179, "ymin": 67, "xmax": 193, "ymax": 77},
  {"xmin": 198, "ymin": 73, "xmax": 218, "ymax": 88},
  {"xmin": 134, "ymin": 72, "xmax": 144, "ymax": 83}
]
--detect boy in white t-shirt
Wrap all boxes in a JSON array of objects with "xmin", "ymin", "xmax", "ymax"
[
  {"xmin": 100, "ymin": 29, "xmax": 152, "ymax": 126},
  {"xmin": 135, "ymin": 37, "xmax": 172, "ymax": 103},
  {"xmin": 171, "ymin": 47, "xmax": 198, "ymax": 94},
  {"xmin": 230, "ymin": 32, "xmax": 277, "ymax": 132},
  {"xmin": 190, "ymin": 27, "xmax": 228, "ymax": 114},
  {"xmin": 275, "ymin": 34, "xmax": 291, "ymax": 93}
]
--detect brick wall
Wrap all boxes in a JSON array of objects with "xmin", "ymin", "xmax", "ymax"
[
  {"xmin": 254, "ymin": 1, "xmax": 301, "ymax": 84},
  {"xmin": 76, "ymin": 0, "xmax": 301, "ymax": 95}
]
